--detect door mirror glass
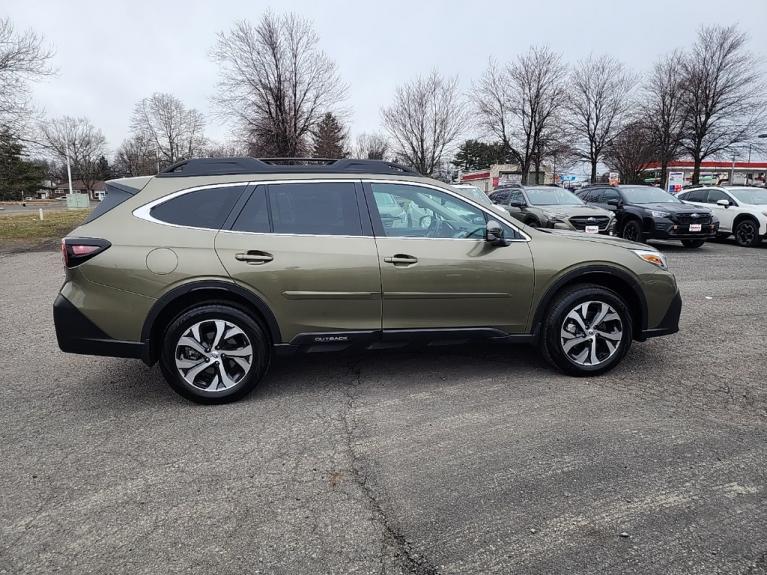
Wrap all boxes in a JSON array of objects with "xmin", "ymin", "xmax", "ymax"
[{"xmin": 486, "ymin": 220, "xmax": 507, "ymax": 246}]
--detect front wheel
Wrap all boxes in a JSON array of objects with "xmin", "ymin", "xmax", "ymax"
[
  {"xmin": 159, "ymin": 304, "xmax": 270, "ymax": 404},
  {"xmin": 734, "ymin": 219, "xmax": 761, "ymax": 247},
  {"xmin": 682, "ymin": 239, "xmax": 705, "ymax": 248},
  {"xmin": 541, "ymin": 284, "xmax": 633, "ymax": 376},
  {"xmin": 621, "ymin": 220, "xmax": 643, "ymax": 243}
]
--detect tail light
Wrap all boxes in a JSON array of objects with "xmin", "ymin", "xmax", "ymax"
[{"xmin": 61, "ymin": 238, "xmax": 111, "ymax": 268}]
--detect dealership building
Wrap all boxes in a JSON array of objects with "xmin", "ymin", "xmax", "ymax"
[{"xmin": 640, "ymin": 160, "xmax": 767, "ymax": 187}]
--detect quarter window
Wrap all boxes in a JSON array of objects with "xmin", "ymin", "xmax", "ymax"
[
  {"xmin": 150, "ymin": 185, "xmax": 247, "ymax": 229},
  {"xmin": 370, "ymin": 183, "xmax": 488, "ymax": 239},
  {"xmin": 268, "ymin": 182, "xmax": 362, "ymax": 236}
]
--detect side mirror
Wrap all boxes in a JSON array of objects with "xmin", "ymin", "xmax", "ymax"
[
  {"xmin": 486, "ymin": 220, "xmax": 507, "ymax": 246},
  {"xmin": 508, "ymin": 200, "xmax": 526, "ymax": 208},
  {"xmin": 607, "ymin": 199, "xmax": 621, "ymax": 207},
  {"xmin": 716, "ymin": 199, "xmax": 731, "ymax": 208}
]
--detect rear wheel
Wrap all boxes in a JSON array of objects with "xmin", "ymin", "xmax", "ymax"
[
  {"xmin": 621, "ymin": 220, "xmax": 643, "ymax": 243},
  {"xmin": 541, "ymin": 284, "xmax": 633, "ymax": 376},
  {"xmin": 734, "ymin": 219, "xmax": 761, "ymax": 247},
  {"xmin": 159, "ymin": 304, "xmax": 270, "ymax": 404},
  {"xmin": 681, "ymin": 239, "xmax": 705, "ymax": 248}
]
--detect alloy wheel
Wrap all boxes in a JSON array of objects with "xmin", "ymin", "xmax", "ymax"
[
  {"xmin": 622, "ymin": 222, "xmax": 639, "ymax": 242},
  {"xmin": 735, "ymin": 221, "xmax": 757, "ymax": 246},
  {"xmin": 174, "ymin": 319, "xmax": 253, "ymax": 392},
  {"xmin": 560, "ymin": 301, "xmax": 623, "ymax": 366}
]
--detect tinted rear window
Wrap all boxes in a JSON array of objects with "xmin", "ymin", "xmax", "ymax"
[
  {"xmin": 151, "ymin": 185, "xmax": 247, "ymax": 229},
  {"xmin": 268, "ymin": 182, "xmax": 361, "ymax": 235}
]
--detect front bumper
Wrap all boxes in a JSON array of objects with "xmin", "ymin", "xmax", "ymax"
[
  {"xmin": 54, "ymin": 294, "xmax": 147, "ymax": 360},
  {"xmin": 638, "ymin": 290, "xmax": 682, "ymax": 340},
  {"xmin": 651, "ymin": 220, "xmax": 719, "ymax": 240}
]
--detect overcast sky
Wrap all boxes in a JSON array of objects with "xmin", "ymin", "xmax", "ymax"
[{"xmin": 6, "ymin": 0, "xmax": 767, "ymax": 155}]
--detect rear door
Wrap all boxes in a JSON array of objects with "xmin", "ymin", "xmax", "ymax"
[
  {"xmin": 215, "ymin": 180, "xmax": 382, "ymax": 343},
  {"xmin": 365, "ymin": 181, "xmax": 534, "ymax": 334}
]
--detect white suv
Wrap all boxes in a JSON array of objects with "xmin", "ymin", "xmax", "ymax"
[{"xmin": 677, "ymin": 186, "xmax": 767, "ymax": 247}]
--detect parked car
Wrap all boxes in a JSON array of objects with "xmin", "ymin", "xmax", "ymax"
[
  {"xmin": 451, "ymin": 184, "xmax": 509, "ymax": 217},
  {"xmin": 576, "ymin": 185, "xmax": 718, "ymax": 248},
  {"xmin": 489, "ymin": 186, "xmax": 614, "ymax": 234},
  {"xmin": 676, "ymin": 186, "xmax": 767, "ymax": 247},
  {"xmin": 54, "ymin": 158, "xmax": 681, "ymax": 404}
]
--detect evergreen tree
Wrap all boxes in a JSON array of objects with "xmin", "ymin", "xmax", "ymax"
[
  {"xmin": 311, "ymin": 113, "xmax": 347, "ymax": 158},
  {"xmin": 451, "ymin": 140, "xmax": 509, "ymax": 172},
  {"xmin": 0, "ymin": 129, "xmax": 46, "ymax": 200}
]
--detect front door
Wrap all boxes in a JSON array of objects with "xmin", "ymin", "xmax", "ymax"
[
  {"xmin": 366, "ymin": 182, "xmax": 534, "ymax": 334},
  {"xmin": 215, "ymin": 181, "xmax": 382, "ymax": 343}
]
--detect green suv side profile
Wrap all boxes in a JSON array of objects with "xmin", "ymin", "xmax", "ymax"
[{"xmin": 54, "ymin": 158, "xmax": 681, "ymax": 404}]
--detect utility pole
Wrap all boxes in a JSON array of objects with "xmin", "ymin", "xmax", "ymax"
[{"xmin": 65, "ymin": 141, "xmax": 74, "ymax": 195}]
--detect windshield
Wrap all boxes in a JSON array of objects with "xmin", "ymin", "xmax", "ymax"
[
  {"xmin": 727, "ymin": 188, "xmax": 767, "ymax": 205},
  {"xmin": 524, "ymin": 187, "xmax": 584, "ymax": 206},
  {"xmin": 621, "ymin": 186, "xmax": 682, "ymax": 204},
  {"xmin": 453, "ymin": 186, "xmax": 493, "ymax": 207}
]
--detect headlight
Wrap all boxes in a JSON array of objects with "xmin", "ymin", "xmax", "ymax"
[
  {"xmin": 633, "ymin": 249, "xmax": 668, "ymax": 270},
  {"xmin": 650, "ymin": 210, "xmax": 670, "ymax": 218}
]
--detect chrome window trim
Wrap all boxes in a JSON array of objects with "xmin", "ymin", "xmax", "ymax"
[
  {"xmin": 132, "ymin": 177, "xmax": 531, "ymax": 241},
  {"xmin": 364, "ymin": 179, "xmax": 531, "ymax": 242}
]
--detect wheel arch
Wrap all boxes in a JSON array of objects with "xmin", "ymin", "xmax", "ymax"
[
  {"xmin": 141, "ymin": 280, "xmax": 281, "ymax": 365},
  {"xmin": 531, "ymin": 265, "xmax": 648, "ymax": 340}
]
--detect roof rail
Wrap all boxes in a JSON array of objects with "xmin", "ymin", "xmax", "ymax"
[{"xmin": 156, "ymin": 157, "xmax": 421, "ymax": 177}]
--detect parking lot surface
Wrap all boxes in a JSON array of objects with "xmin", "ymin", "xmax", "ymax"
[{"xmin": 1, "ymin": 241, "xmax": 765, "ymax": 574}]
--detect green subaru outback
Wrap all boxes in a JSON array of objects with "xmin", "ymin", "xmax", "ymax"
[{"xmin": 54, "ymin": 158, "xmax": 681, "ymax": 403}]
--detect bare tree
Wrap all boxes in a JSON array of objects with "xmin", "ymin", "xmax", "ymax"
[
  {"xmin": 381, "ymin": 70, "xmax": 468, "ymax": 175},
  {"xmin": 641, "ymin": 50, "xmax": 687, "ymax": 188},
  {"xmin": 0, "ymin": 18, "xmax": 54, "ymax": 133},
  {"xmin": 474, "ymin": 47, "xmax": 568, "ymax": 184},
  {"xmin": 113, "ymin": 133, "xmax": 157, "ymax": 177},
  {"xmin": 603, "ymin": 121, "xmax": 656, "ymax": 184},
  {"xmin": 205, "ymin": 140, "xmax": 248, "ymax": 158},
  {"xmin": 38, "ymin": 116, "xmax": 107, "ymax": 192},
  {"xmin": 567, "ymin": 54, "xmax": 637, "ymax": 183},
  {"xmin": 680, "ymin": 25, "xmax": 767, "ymax": 184},
  {"xmin": 211, "ymin": 12, "xmax": 346, "ymax": 157},
  {"xmin": 130, "ymin": 93, "xmax": 206, "ymax": 168},
  {"xmin": 353, "ymin": 132, "xmax": 389, "ymax": 160}
]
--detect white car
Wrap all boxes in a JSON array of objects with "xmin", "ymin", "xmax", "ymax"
[
  {"xmin": 677, "ymin": 186, "xmax": 767, "ymax": 247},
  {"xmin": 451, "ymin": 184, "xmax": 510, "ymax": 218}
]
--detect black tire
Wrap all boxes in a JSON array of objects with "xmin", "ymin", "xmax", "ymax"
[
  {"xmin": 733, "ymin": 218, "xmax": 761, "ymax": 247},
  {"xmin": 621, "ymin": 219, "xmax": 643, "ymax": 243},
  {"xmin": 540, "ymin": 284, "xmax": 633, "ymax": 376},
  {"xmin": 159, "ymin": 303, "xmax": 270, "ymax": 404},
  {"xmin": 681, "ymin": 239, "xmax": 705, "ymax": 248},
  {"xmin": 526, "ymin": 219, "xmax": 540, "ymax": 228}
]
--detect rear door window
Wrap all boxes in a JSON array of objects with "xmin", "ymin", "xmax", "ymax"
[
  {"xmin": 681, "ymin": 189, "xmax": 707, "ymax": 202},
  {"xmin": 268, "ymin": 182, "xmax": 362, "ymax": 236},
  {"xmin": 231, "ymin": 186, "xmax": 270, "ymax": 233}
]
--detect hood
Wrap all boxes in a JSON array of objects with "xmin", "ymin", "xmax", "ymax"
[
  {"xmin": 632, "ymin": 202, "xmax": 712, "ymax": 215},
  {"xmin": 537, "ymin": 204, "xmax": 612, "ymax": 218},
  {"xmin": 541, "ymin": 228, "xmax": 650, "ymax": 250}
]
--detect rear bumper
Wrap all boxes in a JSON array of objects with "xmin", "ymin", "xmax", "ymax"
[
  {"xmin": 54, "ymin": 294, "xmax": 147, "ymax": 361},
  {"xmin": 638, "ymin": 290, "xmax": 682, "ymax": 340}
]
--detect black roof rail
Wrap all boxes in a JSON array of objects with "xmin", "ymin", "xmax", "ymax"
[{"xmin": 156, "ymin": 157, "xmax": 421, "ymax": 177}]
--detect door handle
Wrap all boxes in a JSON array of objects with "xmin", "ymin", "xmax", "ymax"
[
  {"xmin": 235, "ymin": 251, "xmax": 274, "ymax": 265},
  {"xmin": 383, "ymin": 254, "xmax": 418, "ymax": 265}
]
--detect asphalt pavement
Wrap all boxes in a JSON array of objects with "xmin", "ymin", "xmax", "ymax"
[{"xmin": 0, "ymin": 240, "xmax": 765, "ymax": 574}]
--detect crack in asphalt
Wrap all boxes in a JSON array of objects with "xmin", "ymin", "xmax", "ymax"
[{"xmin": 340, "ymin": 361, "xmax": 439, "ymax": 575}]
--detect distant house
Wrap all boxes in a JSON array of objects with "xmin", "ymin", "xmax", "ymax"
[{"xmin": 53, "ymin": 180, "xmax": 106, "ymax": 201}]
